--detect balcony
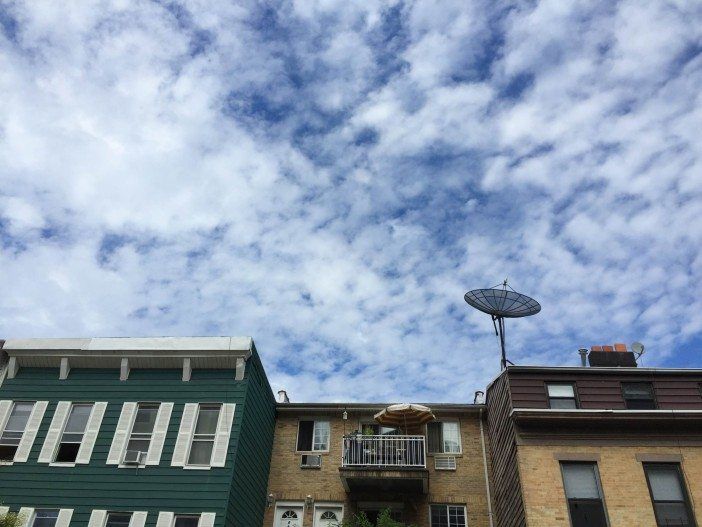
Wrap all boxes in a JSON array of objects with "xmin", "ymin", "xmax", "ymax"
[{"xmin": 339, "ymin": 435, "xmax": 428, "ymax": 494}]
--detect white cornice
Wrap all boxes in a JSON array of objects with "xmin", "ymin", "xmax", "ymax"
[{"xmin": 1, "ymin": 337, "xmax": 253, "ymax": 377}]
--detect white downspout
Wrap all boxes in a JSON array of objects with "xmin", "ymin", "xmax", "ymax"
[{"xmin": 479, "ymin": 408, "xmax": 495, "ymax": 527}]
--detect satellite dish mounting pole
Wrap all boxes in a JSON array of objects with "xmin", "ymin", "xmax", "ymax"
[
  {"xmin": 465, "ymin": 282, "xmax": 540, "ymax": 370},
  {"xmin": 492, "ymin": 315, "xmax": 507, "ymax": 370}
]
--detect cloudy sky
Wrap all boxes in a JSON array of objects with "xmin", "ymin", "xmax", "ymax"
[{"xmin": 1, "ymin": 0, "xmax": 701, "ymax": 402}]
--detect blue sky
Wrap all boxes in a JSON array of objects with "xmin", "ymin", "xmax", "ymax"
[{"xmin": 1, "ymin": 1, "xmax": 701, "ymax": 402}]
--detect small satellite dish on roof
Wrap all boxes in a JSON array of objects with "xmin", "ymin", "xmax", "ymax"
[
  {"xmin": 464, "ymin": 279, "xmax": 541, "ymax": 369},
  {"xmin": 631, "ymin": 342, "xmax": 645, "ymax": 356}
]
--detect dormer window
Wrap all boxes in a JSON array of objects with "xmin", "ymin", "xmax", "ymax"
[
  {"xmin": 547, "ymin": 384, "xmax": 578, "ymax": 409},
  {"xmin": 622, "ymin": 382, "xmax": 656, "ymax": 409}
]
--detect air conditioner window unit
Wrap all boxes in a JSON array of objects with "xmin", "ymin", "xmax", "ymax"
[
  {"xmin": 123, "ymin": 450, "xmax": 145, "ymax": 465},
  {"xmin": 435, "ymin": 456, "xmax": 456, "ymax": 470},
  {"xmin": 300, "ymin": 454, "xmax": 322, "ymax": 468}
]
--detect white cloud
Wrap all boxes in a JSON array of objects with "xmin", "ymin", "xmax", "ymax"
[{"xmin": 1, "ymin": 0, "xmax": 701, "ymax": 402}]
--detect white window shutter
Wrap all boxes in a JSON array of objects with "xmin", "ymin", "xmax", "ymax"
[
  {"xmin": 56, "ymin": 509, "xmax": 73, "ymax": 527},
  {"xmin": 210, "ymin": 403, "xmax": 236, "ymax": 467},
  {"xmin": 197, "ymin": 513, "xmax": 215, "ymax": 527},
  {"xmin": 0, "ymin": 400, "xmax": 12, "ymax": 432},
  {"xmin": 107, "ymin": 402, "xmax": 137, "ymax": 465},
  {"xmin": 171, "ymin": 403, "xmax": 198, "ymax": 466},
  {"xmin": 14, "ymin": 400, "xmax": 48, "ymax": 462},
  {"xmin": 87, "ymin": 510, "xmax": 107, "ymax": 527},
  {"xmin": 76, "ymin": 402, "xmax": 107, "ymax": 464},
  {"xmin": 155, "ymin": 512, "xmax": 173, "ymax": 527},
  {"xmin": 146, "ymin": 402, "xmax": 173, "ymax": 465},
  {"xmin": 18, "ymin": 508, "xmax": 34, "ymax": 527},
  {"xmin": 129, "ymin": 512, "xmax": 147, "ymax": 527},
  {"xmin": 38, "ymin": 401, "xmax": 71, "ymax": 463}
]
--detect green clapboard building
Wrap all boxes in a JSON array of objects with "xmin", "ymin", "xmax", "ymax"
[{"xmin": 0, "ymin": 337, "xmax": 276, "ymax": 527}]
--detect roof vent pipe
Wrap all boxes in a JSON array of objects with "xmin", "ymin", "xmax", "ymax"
[
  {"xmin": 277, "ymin": 390, "xmax": 290, "ymax": 403},
  {"xmin": 578, "ymin": 348, "xmax": 588, "ymax": 367}
]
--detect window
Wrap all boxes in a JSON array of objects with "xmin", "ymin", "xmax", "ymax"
[
  {"xmin": 427, "ymin": 421, "xmax": 461, "ymax": 454},
  {"xmin": 0, "ymin": 402, "xmax": 33, "ymax": 460},
  {"xmin": 55, "ymin": 403, "xmax": 93, "ymax": 463},
  {"xmin": 561, "ymin": 463, "xmax": 608, "ymax": 527},
  {"xmin": 430, "ymin": 505, "xmax": 466, "ymax": 527},
  {"xmin": 547, "ymin": 384, "xmax": 578, "ymax": 409},
  {"xmin": 125, "ymin": 403, "xmax": 159, "ymax": 457},
  {"xmin": 31, "ymin": 511, "xmax": 60, "ymax": 527},
  {"xmin": 187, "ymin": 404, "xmax": 221, "ymax": 466},
  {"xmin": 622, "ymin": 383, "xmax": 656, "ymax": 409},
  {"xmin": 173, "ymin": 517, "xmax": 199, "ymax": 527},
  {"xmin": 361, "ymin": 423, "xmax": 397, "ymax": 435},
  {"xmin": 644, "ymin": 463, "xmax": 695, "ymax": 527},
  {"xmin": 105, "ymin": 514, "xmax": 132, "ymax": 527},
  {"xmin": 297, "ymin": 420, "xmax": 330, "ymax": 452}
]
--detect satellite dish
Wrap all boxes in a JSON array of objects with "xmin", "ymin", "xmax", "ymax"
[
  {"xmin": 464, "ymin": 279, "xmax": 541, "ymax": 369},
  {"xmin": 631, "ymin": 342, "xmax": 645, "ymax": 356}
]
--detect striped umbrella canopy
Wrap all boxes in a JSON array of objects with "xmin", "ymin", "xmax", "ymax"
[{"xmin": 373, "ymin": 403, "xmax": 435, "ymax": 430}]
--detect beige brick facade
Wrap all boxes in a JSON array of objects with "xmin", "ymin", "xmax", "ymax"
[
  {"xmin": 264, "ymin": 408, "xmax": 493, "ymax": 527},
  {"xmin": 518, "ymin": 444, "xmax": 702, "ymax": 527}
]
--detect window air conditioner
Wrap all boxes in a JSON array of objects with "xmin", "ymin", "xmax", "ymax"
[
  {"xmin": 434, "ymin": 456, "xmax": 457, "ymax": 470},
  {"xmin": 123, "ymin": 450, "xmax": 145, "ymax": 465},
  {"xmin": 300, "ymin": 454, "xmax": 322, "ymax": 468}
]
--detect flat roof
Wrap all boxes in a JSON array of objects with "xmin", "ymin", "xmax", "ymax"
[
  {"xmin": 2, "ymin": 336, "xmax": 253, "ymax": 352},
  {"xmin": 277, "ymin": 402, "xmax": 484, "ymax": 412}
]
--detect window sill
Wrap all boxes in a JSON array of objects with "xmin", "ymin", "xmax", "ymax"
[
  {"xmin": 118, "ymin": 463, "xmax": 147, "ymax": 469},
  {"xmin": 182, "ymin": 465, "xmax": 213, "ymax": 470},
  {"xmin": 427, "ymin": 452, "xmax": 463, "ymax": 457},
  {"xmin": 0, "ymin": 461, "xmax": 13, "ymax": 466},
  {"xmin": 296, "ymin": 450, "xmax": 330, "ymax": 455},
  {"xmin": 49, "ymin": 462, "xmax": 76, "ymax": 467}
]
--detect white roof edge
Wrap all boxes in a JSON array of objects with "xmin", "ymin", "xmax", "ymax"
[{"xmin": 2, "ymin": 336, "xmax": 253, "ymax": 353}]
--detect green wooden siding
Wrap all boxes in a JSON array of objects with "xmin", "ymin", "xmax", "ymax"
[
  {"xmin": 227, "ymin": 347, "xmax": 276, "ymax": 526},
  {"xmin": 0, "ymin": 355, "xmax": 275, "ymax": 527}
]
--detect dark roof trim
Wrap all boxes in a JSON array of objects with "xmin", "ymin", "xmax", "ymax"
[{"xmin": 505, "ymin": 366, "xmax": 702, "ymax": 375}]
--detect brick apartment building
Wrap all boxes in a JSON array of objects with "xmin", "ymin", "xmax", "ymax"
[
  {"xmin": 485, "ymin": 344, "xmax": 702, "ymax": 527},
  {"xmin": 264, "ymin": 400, "xmax": 494, "ymax": 527}
]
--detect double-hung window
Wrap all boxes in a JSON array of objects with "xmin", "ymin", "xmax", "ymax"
[
  {"xmin": 55, "ymin": 403, "xmax": 93, "ymax": 463},
  {"xmin": 31, "ymin": 511, "xmax": 60, "ymax": 527},
  {"xmin": 644, "ymin": 463, "xmax": 696, "ymax": 527},
  {"xmin": 0, "ymin": 402, "xmax": 33, "ymax": 460},
  {"xmin": 188, "ymin": 404, "xmax": 221, "ymax": 466},
  {"xmin": 547, "ymin": 384, "xmax": 578, "ymax": 409},
  {"xmin": 297, "ymin": 420, "xmax": 330, "ymax": 452},
  {"xmin": 427, "ymin": 421, "xmax": 461, "ymax": 454},
  {"xmin": 622, "ymin": 383, "xmax": 656, "ymax": 409},
  {"xmin": 126, "ymin": 403, "xmax": 159, "ymax": 456},
  {"xmin": 173, "ymin": 517, "xmax": 199, "ymax": 527},
  {"xmin": 105, "ymin": 513, "xmax": 132, "ymax": 527},
  {"xmin": 430, "ymin": 505, "xmax": 467, "ymax": 527},
  {"xmin": 561, "ymin": 462, "xmax": 608, "ymax": 527}
]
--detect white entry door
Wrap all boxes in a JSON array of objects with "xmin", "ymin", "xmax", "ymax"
[
  {"xmin": 275, "ymin": 504, "xmax": 303, "ymax": 527},
  {"xmin": 314, "ymin": 505, "xmax": 343, "ymax": 526}
]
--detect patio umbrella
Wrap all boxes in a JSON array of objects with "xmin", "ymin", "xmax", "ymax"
[{"xmin": 374, "ymin": 403, "xmax": 435, "ymax": 432}]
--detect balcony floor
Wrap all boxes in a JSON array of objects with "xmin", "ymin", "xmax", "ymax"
[{"xmin": 339, "ymin": 466, "xmax": 429, "ymax": 494}]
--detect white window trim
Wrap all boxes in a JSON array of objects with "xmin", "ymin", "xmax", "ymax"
[
  {"xmin": 0, "ymin": 400, "xmax": 48, "ymax": 464},
  {"xmin": 274, "ymin": 502, "xmax": 305, "ymax": 526},
  {"xmin": 295, "ymin": 418, "xmax": 330, "ymax": 453},
  {"xmin": 118, "ymin": 402, "xmax": 161, "ymax": 468},
  {"xmin": 428, "ymin": 504, "xmax": 467, "ymax": 527},
  {"xmin": 427, "ymin": 420, "xmax": 462, "ymax": 455},
  {"xmin": 51, "ymin": 402, "xmax": 91, "ymax": 465},
  {"xmin": 184, "ymin": 403, "xmax": 220, "ymax": 469},
  {"xmin": 313, "ymin": 503, "xmax": 344, "ymax": 527}
]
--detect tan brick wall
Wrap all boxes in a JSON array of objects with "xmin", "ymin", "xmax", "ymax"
[
  {"xmin": 263, "ymin": 411, "xmax": 493, "ymax": 527},
  {"xmin": 518, "ymin": 444, "xmax": 702, "ymax": 527}
]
